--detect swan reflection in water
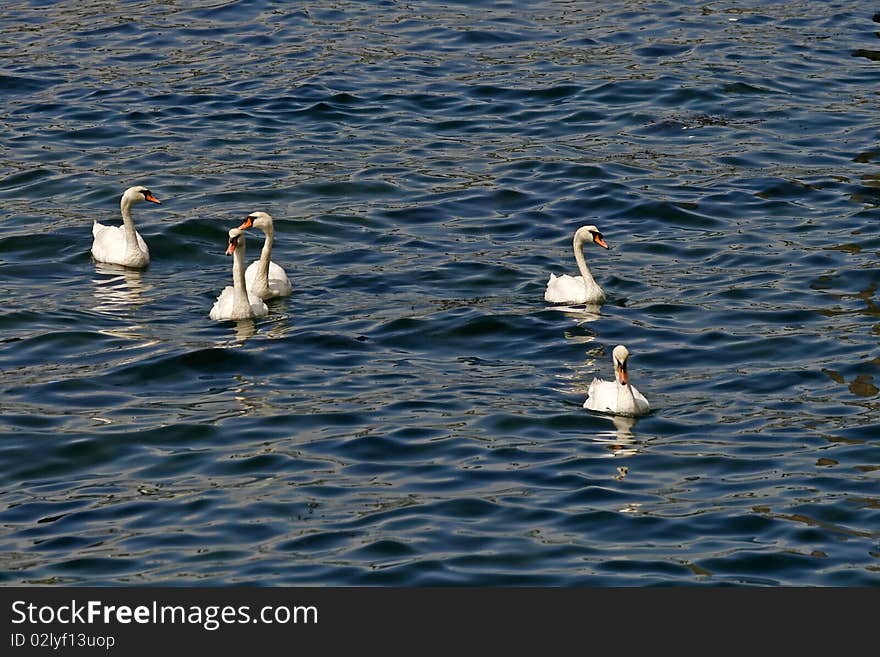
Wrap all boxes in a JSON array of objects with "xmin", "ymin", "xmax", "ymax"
[
  {"xmin": 553, "ymin": 303, "xmax": 602, "ymax": 323},
  {"xmin": 228, "ymin": 309, "xmax": 295, "ymax": 344},
  {"xmin": 591, "ymin": 414, "xmax": 641, "ymax": 458},
  {"xmin": 92, "ymin": 261, "xmax": 153, "ymax": 315},
  {"xmin": 91, "ymin": 262, "xmax": 156, "ymax": 342},
  {"xmin": 556, "ymin": 304, "xmax": 602, "ymax": 351},
  {"xmin": 230, "ymin": 318, "xmax": 258, "ymax": 341}
]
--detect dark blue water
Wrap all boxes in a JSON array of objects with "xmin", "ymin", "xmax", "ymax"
[{"xmin": 1, "ymin": 1, "xmax": 879, "ymax": 586}]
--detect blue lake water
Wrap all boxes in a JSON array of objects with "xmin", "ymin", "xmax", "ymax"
[{"xmin": 1, "ymin": 1, "xmax": 879, "ymax": 585}]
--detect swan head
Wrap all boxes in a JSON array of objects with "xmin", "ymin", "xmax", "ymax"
[
  {"xmin": 574, "ymin": 225, "xmax": 609, "ymax": 250},
  {"xmin": 612, "ymin": 345, "xmax": 630, "ymax": 386},
  {"xmin": 237, "ymin": 211, "xmax": 274, "ymax": 232},
  {"xmin": 122, "ymin": 186, "xmax": 160, "ymax": 205},
  {"xmin": 226, "ymin": 228, "xmax": 245, "ymax": 256}
]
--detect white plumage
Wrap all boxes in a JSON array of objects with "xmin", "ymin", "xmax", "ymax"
[
  {"xmin": 584, "ymin": 345, "xmax": 650, "ymax": 417},
  {"xmin": 237, "ymin": 211, "xmax": 293, "ymax": 300},
  {"xmin": 544, "ymin": 225, "xmax": 609, "ymax": 305},
  {"xmin": 210, "ymin": 228, "xmax": 269, "ymax": 321},
  {"xmin": 91, "ymin": 185, "xmax": 160, "ymax": 269}
]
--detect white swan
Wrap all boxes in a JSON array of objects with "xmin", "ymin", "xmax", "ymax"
[
  {"xmin": 210, "ymin": 228, "xmax": 269, "ymax": 321},
  {"xmin": 544, "ymin": 225, "xmax": 609, "ymax": 305},
  {"xmin": 91, "ymin": 185, "xmax": 160, "ymax": 268},
  {"xmin": 584, "ymin": 345, "xmax": 650, "ymax": 417},
  {"xmin": 237, "ymin": 211, "xmax": 292, "ymax": 300}
]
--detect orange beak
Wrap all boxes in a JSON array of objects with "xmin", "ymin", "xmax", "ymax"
[
  {"xmin": 225, "ymin": 241, "xmax": 236, "ymax": 256},
  {"xmin": 236, "ymin": 216, "xmax": 254, "ymax": 230},
  {"xmin": 144, "ymin": 192, "xmax": 161, "ymax": 204},
  {"xmin": 615, "ymin": 360, "xmax": 629, "ymax": 386},
  {"xmin": 593, "ymin": 234, "xmax": 609, "ymax": 249}
]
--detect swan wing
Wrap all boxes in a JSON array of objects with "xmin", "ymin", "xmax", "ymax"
[
  {"xmin": 267, "ymin": 261, "xmax": 292, "ymax": 296},
  {"xmin": 245, "ymin": 260, "xmax": 292, "ymax": 299},
  {"xmin": 629, "ymin": 384, "xmax": 651, "ymax": 415},
  {"xmin": 92, "ymin": 220, "xmax": 110, "ymax": 240},
  {"xmin": 91, "ymin": 222, "xmax": 125, "ymax": 264},
  {"xmin": 584, "ymin": 378, "xmax": 617, "ymax": 413},
  {"xmin": 135, "ymin": 230, "xmax": 149, "ymax": 258},
  {"xmin": 267, "ymin": 269, "xmax": 292, "ymax": 298},
  {"xmin": 211, "ymin": 287, "xmax": 269, "ymax": 320},
  {"xmin": 544, "ymin": 273, "xmax": 606, "ymax": 304},
  {"xmin": 247, "ymin": 291, "xmax": 269, "ymax": 317},
  {"xmin": 266, "ymin": 260, "xmax": 289, "ymax": 284},
  {"xmin": 244, "ymin": 260, "xmax": 259, "ymax": 289},
  {"xmin": 545, "ymin": 274, "xmax": 585, "ymax": 304},
  {"xmin": 91, "ymin": 222, "xmax": 149, "ymax": 267},
  {"xmin": 584, "ymin": 380, "xmax": 651, "ymax": 417},
  {"xmin": 209, "ymin": 286, "xmax": 236, "ymax": 320}
]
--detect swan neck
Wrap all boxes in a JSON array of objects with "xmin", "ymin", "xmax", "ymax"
[
  {"xmin": 573, "ymin": 234, "xmax": 598, "ymax": 287},
  {"xmin": 120, "ymin": 196, "xmax": 138, "ymax": 244},
  {"xmin": 232, "ymin": 242, "xmax": 250, "ymax": 310},
  {"xmin": 257, "ymin": 227, "xmax": 273, "ymax": 279}
]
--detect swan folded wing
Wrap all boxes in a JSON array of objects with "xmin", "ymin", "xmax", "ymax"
[
  {"xmin": 629, "ymin": 385, "xmax": 651, "ymax": 415},
  {"xmin": 209, "ymin": 286, "xmax": 236, "ymax": 320},
  {"xmin": 583, "ymin": 377, "xmax": 614, "ymax": 412},
  {"xmin": 270, "ymin": 276, "xmax": 293, "ymax": 295},
  {"xmin": 584, "ymin": 380, "xmax": 650, "ymax": 417},
  {"xmin": 244, "ymin": 261, "xmax": 259, "ymax": 288},
  {"xmin": 91, "ymin": 223, "xmax": 126, "ymax": 263},
  {"xmin": 92, "ymin": 221, "xmax": 109, "ymax": 240},
  {"xmin": 265, "ymin": 261, "xmax": 293, "ymax": 296},
  {"xmin": 545, "ymin": 273, "xmax": 588, "ymax": 304},
  {"xmin": 91, "ymin": 222, "xmax": 117, "ymax": 260},
  {"xmin": 266, "ymin": 261, "xmax": 289, "ymax": 283},
  {"xmin": 134, "ymin": 231, "xmax": 149, "ymax": 256},
  {"xmin": 210, "ymin": 287, "xmax": 269, "ymax": 320},
  {"xmin": 267, "ymin": 278, "xmax": 292, "ymax": 298},
  {"xmin": 245, "ymin": 260, "xmax": 292, "ymax": 299},
  {"xmin": 248, "ymin": 292, "xmax": 269, "ymax": 317},
  {"xmin": 91, "ymin": 222, "xmax": 149, "ymax": 266}
]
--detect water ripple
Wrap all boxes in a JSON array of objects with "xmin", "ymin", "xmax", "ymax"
[{"xmin": 0, "ymin": 1, "xmax": 878, "ymax": 586}]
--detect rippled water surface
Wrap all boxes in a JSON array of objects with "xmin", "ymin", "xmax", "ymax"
[{"xmin": 1, "ymin": 1, "xmax": 879, "ymax": 585}]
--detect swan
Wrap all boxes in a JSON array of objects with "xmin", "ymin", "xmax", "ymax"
[
  {"xmin": 91, "ymin": 185, "xmax": 160, "ymax": 268},
  {"xmin": 210, "ymin": 228, "xmax": 269, "ymax": 321},
  {"xmin": 236, "ymin": 211, "xmax": 292, "ymax": 300},
  {"xmin": 544, "ymin": 225, "xmax": 609, "ymax": 305},
  {"xmin": 584, "ymin": 345, "xmax": 650, "ymax": 417}
]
